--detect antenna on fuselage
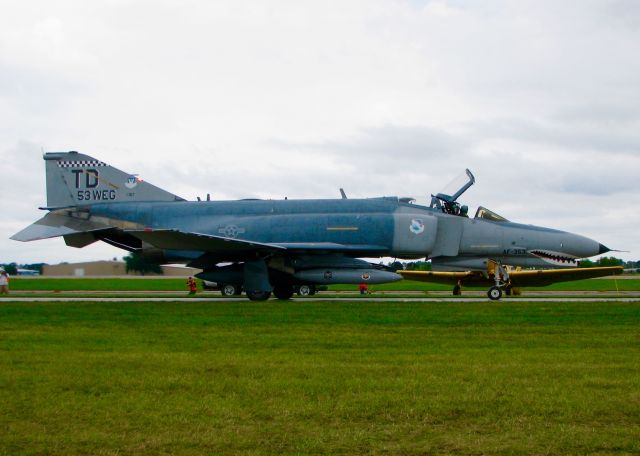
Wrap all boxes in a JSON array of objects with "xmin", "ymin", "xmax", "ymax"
[{"xmin": 340, "ymin": 188, "xmax": 347, "ymax": 199}]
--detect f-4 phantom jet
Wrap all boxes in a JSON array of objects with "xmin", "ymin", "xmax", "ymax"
[{"xmin": 12, "ymin": 152, "xmax": 621, "ymax": 300}]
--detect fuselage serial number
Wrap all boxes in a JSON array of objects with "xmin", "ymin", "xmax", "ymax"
[{"xmin": 503, "ymin": 248, "xmax": 527, "ymax": 255}]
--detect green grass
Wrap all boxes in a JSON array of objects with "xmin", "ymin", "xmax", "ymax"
[
  {"xmin": 10, "ymin": 276, "xmax": 640, "ymax": 292},
  {"xmin": 10, "ymin": 277, "xmax": 188, "ymax": 291},
  {"xmin": 0, "ymin": 300, "xmax": 639, "ymax": 454}
]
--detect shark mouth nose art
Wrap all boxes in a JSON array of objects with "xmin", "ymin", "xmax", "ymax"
[{"xmin": 529, "ymin": 250, "xmax": 579, "ymax": 267}]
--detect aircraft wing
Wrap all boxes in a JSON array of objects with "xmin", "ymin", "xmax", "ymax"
[
  {"xmin": 11, "ymin": 211, "xmax": 113, "ymax": 242},
  {"xmin": 127, "ymin": 229, "xmax": 389, "ymax": 256},
  {"xmin": 400, "ymin": 266, "xmax": 624, "ymax": 287},
  {"xmin": 127, "ymin": 229, "xmax": 286, "ymax": 253},
  {"xmin": 508, "ymin": 266, "xmax": 624, "ymax": 286}
]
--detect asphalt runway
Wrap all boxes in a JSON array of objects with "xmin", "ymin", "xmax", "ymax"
[
  {"xmin": 8, "ymin": 290, "xmax": 640, "ymax": 296},
  {"xmin": 2, "ymin": 296, "xmax": 640, "ymax": 303}
]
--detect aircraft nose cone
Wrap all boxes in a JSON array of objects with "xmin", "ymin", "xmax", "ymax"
[{"xmin": 557, "ymin": 233, "xmax": 607, "ymax": 259}]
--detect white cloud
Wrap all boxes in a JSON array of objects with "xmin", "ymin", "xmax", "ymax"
[{"xmin": 1, "ymin": 0, "xmax": 638, "ymax": 263}]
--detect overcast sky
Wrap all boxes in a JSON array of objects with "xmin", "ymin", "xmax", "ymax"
[{"xmin": 1, "ymin": 0, "xmax": 638, "ymax": 264}]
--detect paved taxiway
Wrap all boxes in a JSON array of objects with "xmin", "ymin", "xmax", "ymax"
[{"xmin": 2, "ymin": 296, "xmax": 640, "ymax": 303}]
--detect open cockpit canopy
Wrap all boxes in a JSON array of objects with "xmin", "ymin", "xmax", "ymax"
[
  {"xmin": 401, "ymin": 170, "xmax": 508, "ymax": 222},
  {"xmin": 430, "ymin": 169, "xmax": 475, "ymax": 215}
]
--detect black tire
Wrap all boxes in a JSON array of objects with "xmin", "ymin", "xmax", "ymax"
[
  {"xmin": 297, "ymin": 285, "xmax": 312, "ymax": 296},
  {"xmin": 246, "ymin": 290, "xmax": 271, "ymax": 301},
  {"xmin": 309, "ymin": 285, "xmax": 317, "ymax": 296},
  {"xmin": 221, "ymin": 284, "xmax": 239, "ymax": 296},
  {"xmin": 452, "ymin": 284, "xmax": 461, "ymax": 296},
  {"xmin": 273, "ymin": 285, "xmax": 294, "ymax": 300},
  {"xmin": 488, "ymin": 286, "xmax": 502, "ymax": 301}
]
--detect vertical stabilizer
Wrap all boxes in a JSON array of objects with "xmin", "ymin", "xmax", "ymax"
[{"xmin": 44, "ymin": 151, "xmax": 184, "ymax": 208}]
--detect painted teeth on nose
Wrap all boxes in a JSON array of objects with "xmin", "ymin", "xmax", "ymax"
[{"xmin": 531, "ymin": 250, "xmax": 577, "ymax": 264}]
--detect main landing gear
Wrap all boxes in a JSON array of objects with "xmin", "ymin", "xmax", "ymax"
[
  {"xmin": 248, "ymin": 284, "xmax": 317, "ymax": 300},
  {"xmin": 221, "ymin": 283, "xmax": 242, "ymax": 296},
  {"xmin": 273, "ymin": 285, "xmax": 294, "ymax": 300},
  {"xmin": 246, "ymin": 290, "xmax": 272, "ymax": 301},
  {"xmin": 272, "ymin": 284, "xmax": 319, "ymax": 300},
  {"xmin": 296, "ymin": 285, "xmax": 316, "ymax": 296}
]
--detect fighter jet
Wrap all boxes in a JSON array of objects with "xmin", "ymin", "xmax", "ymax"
[{"xmin": 12, "ymin": 152, "xmax": 621, "ymax": 300}]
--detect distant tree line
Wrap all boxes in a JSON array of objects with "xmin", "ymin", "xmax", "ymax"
[
  {"xmin": 387, "ymin": 260, "xmax": 432, "ymax": 271},
  {"xmin": 578, "ymin": 257, "xmax": 639, "ymax": 269},
  {"xmin": 123, "ymin": 252, "xmax": 163, "ymax": 275}
]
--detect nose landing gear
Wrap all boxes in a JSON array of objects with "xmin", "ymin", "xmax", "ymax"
[
  {"xmin": 488, "ymin": 286, "xmax": 502, "ymax": 300},
  {"xmin": 487, "ymin": 260, "xmax": 511, "ymax": 301}
]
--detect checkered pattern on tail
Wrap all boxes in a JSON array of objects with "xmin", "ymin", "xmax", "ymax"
[{"xmin": 57, "ymin": 160, "xmax": 108, "ymax": 168}]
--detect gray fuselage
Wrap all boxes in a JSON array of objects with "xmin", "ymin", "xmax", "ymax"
[{"xmin": 88, "ymin": 196, "xmax": 603, "ymax": 268}]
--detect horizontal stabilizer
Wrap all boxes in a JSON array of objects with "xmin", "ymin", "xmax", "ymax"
[
  {"xmin": 11, "ymin": 212, "xmax": 112, "ymax": 242},
  {"xmin": 127, "ymin": 229, "xmax": 286, "ymax": 253}
]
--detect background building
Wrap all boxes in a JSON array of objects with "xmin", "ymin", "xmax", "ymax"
[{"xmin": 43, "ymin": 261, "xmax": 200, "ymax": 277}]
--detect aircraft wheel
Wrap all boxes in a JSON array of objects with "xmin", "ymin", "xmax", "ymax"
[
  {"xmin": 452, "ymin": 284, "xmax": 461, "ymax": 296},
  {"xmin": 246, "ymin": 291, "xmax": 272, "ymax": 301},
  {"xmin": 273, "ymin": 285, "xmax": 294, "ymax": 300},
  {"xmin": 488, "ymin": 286, "xmax": 502, "ymax": 301},
  {"xmin": 221, "ymin": 284, "xmax": 239, "ymax": 296},
  {"xmin": 297, "ymin": 285, "xmax": 312, "ymax": 296}
]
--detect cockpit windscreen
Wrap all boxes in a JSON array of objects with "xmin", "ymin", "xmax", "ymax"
[{"xmin": 474, "ymin": 206, "xmax": 509, "ymax": 222}]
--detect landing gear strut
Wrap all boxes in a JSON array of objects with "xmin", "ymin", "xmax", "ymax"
[
  {"xmin": 487, "ymin": 260, "xmax": 511, "ymax": 301},
  {"xmin": 244, "ymin": 259, "xmax": 272, "ymax": 301}
]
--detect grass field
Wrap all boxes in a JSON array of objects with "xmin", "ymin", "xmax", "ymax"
[
  {"xmin": 10, "ymin": 277, "xmax": 188, "ymax": 291},
  {"xmin": 1, "ymin": 300, "xmax": 639, "ymax": 454},
  {"xmin": 10, "ymin": 276, "xmax": 640, "ymax": 292}
]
